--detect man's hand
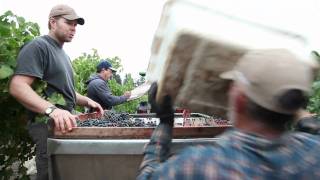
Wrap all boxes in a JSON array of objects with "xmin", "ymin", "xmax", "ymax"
[
  {"xmin": 49, "ymin": 108, "xmax": 77, "ymax": 133},
  {"xmin": 297, "ymin": 109, "xmax": 316, "ymax": 120},
  {"xmin": 124, "ymin": 91, "xmax": 131, "ymax": 98},
  {"xmin": 76, "ymin": 92, "xmax": 103, "ymax": 116},
  {"xmin": 86, "ymin": 98, "xmax": 104, "ymax": 116},
  {"xmin": 295, "ymin": 115, "xmax": 320, "ymax": 134},
  {"xmin": 148, "ymin": 82, "xmax": 174, "ymax": 125}
]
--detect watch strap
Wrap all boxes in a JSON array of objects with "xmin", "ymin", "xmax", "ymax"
[{"xmin": 45, "ymin": 106, "xmax": 57, "ymax": 116}]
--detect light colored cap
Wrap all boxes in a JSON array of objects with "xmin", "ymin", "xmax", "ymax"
[
  {"xmin": 49, "ymin": 4, "xmax": 84, "ymax": 25},
  {"xmin": 220, "ymin": 49, "xmax": 315, "ymax": 114}
]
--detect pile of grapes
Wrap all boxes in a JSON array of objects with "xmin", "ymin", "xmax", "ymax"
[{"xmin": 77, "ymin": 111, "xmax": 157, "ymax": 127}]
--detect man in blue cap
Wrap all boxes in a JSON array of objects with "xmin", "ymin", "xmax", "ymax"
[{"xmin": 86, "ymin": 59, "xmax": 131, "ymax": 110}]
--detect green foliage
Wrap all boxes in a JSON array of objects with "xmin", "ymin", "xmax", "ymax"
[
  {"xmin": 0, "ymin": 64, "xmax": 13, "ymax": 79},
  {"xmin": 72, "ymin": 49, "xmax": 125, "ymax": 96},
  {"xmin": 136, "ymin": 72, "xmax": 146, "ymax": 86},
  {"xmin": 307, "ymin": 51, "xmax": 320, "ymax": 115},
  {"xmin": 111, "ymin": 73, "xmax": 147, "ymax": 113},
  {"xmin": 0, "ymin": 11, "xmax": 40, "ymax": 180},
  {"xmin": 73, "ymin": 49, "xmax": 101, "ymax": 95}
]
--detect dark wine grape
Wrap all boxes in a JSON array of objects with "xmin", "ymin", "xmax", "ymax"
[
  {"xmin": 76, "ymin": 111, "xmax": 227, "ymax": 127},
  {"xmin": 77, "ymin": 111, "xmax": 157, "ymax": 127}
]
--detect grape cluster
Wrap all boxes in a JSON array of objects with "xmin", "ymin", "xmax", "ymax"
[{"xmin": 77, "ymin": 111, "xmax": 157, "ymax": 127}]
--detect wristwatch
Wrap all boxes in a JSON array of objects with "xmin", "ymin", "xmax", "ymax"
[{"xmin": 45, "ymin": 106, "xmax": 57, "ymax": 116}]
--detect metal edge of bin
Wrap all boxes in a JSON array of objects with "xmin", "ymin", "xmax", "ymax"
[
  {"xmin": 48, "ymin": 137, "xmax": 221, "ymax": 180},
  {"xmin": 51, "ymin": 126, "xmax": 231, "ymax": 139},
  {"xmin": 47, "ymin": 138, "xmax": 220, "ymax": 155}
]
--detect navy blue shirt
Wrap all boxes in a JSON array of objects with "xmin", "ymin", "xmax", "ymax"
[{"xmin": 86, "ymin": 74, "xmax": 127, "ymax": 110}]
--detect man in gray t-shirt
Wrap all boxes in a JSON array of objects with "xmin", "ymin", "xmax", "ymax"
[{"xmin": 9, "ymin": 5, "xmax": 103, "ymax": 180}]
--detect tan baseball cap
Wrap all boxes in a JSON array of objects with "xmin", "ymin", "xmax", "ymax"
[
  {"xmin": 49, "ymin": 4, "xmax": 84, "ymax": 25},
  {"xmin": 220, "ymin": 49, "xmax": 315, "ymax": 114}
]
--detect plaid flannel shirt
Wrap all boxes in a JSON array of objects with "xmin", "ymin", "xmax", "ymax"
[{"xmin": 137, "ymin": 122, "xmax": 320, "ymax": 180}]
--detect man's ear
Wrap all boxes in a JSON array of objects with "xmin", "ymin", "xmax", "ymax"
[
  {"xmin": 49, "ymin": 17, "xmax": 57, "ymax": 29},
  {"xmin": 235, "ymin": 90, "xmax": 247, "ymax": 114}
]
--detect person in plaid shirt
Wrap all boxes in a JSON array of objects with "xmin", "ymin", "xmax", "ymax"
[{"xmin": 137, "ymin": 49, "xmax": 320, "ymax": 180}]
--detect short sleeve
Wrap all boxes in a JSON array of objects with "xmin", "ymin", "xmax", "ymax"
[{"xmin": 14, "ymin": 40, "xmax": 46, "ymax": 79}]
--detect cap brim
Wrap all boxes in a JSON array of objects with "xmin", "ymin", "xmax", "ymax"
[
  {"xmin": 219, "ymin": 70, "xmax": 236, "ymax": 80},
  {"xmin": 62, "ymin": 15, "xmax": 85, "ymax": 25},
  {"xmin": 110, "ymin": 68, "xmax": 117, "ymax": 72}
]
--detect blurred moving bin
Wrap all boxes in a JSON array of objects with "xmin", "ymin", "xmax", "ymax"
[{"xmin": 146, "ymin": 0, "xmax": 314, "ymax": 119}]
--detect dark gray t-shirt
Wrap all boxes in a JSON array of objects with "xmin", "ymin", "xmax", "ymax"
[{"xmin": 15, "ymin": 35, "xmax": 76, "ymax": 112}]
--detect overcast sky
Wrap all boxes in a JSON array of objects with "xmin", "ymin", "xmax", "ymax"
[
  {"xmin": 1, "ymin": 0, "xmax": 320, "ymax": 80},
  {"xmin": 0, "ymin": 0, "xmax": 166, "ymax": 80}
]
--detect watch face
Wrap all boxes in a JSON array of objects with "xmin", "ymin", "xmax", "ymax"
[
  {"xmin": 45, "ymin": 107, "xmax": 55, "ymax": 115},
  {"xmin": 45, "ymin": 108, "xmax": 52, "ymax": 114}
]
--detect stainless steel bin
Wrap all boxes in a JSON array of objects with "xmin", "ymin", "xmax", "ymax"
[
  {"xmin": 48, "ymin": 113, "xmax": 230, "ymax": 179},
  {"xmin": 48, "ymin": 138, "xmax": 220, "ymax": 180}
]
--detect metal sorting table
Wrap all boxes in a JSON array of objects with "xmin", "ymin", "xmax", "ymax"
[
  {"xmin": 48, "ymin": 113, "xmax": 231, "ymax": 180},
  {"xmin": 48, "ymin": 138, "xmax": 222, "ymax": 180}
]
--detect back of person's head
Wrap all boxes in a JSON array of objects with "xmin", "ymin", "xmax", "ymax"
[
  {"xmin": 96, "ymin": 59, "xmax": 117, "ymax": 73},
  {"xmin": 220, "ymin": 49, "xmax": 317, "ymax": 130},
  {"xmin": 245, "ymin": 90, "xmax": 308, "ymax": 130}
]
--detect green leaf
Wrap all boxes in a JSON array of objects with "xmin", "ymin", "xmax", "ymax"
[
  {"xmin": 0, "ymin": 10, "xmax": 40, "ymax": 179},
  {"xmin": 0, "ymin": 65, "xmax": 13, "ymax": 79},
  {"xmin": 0, "ymin": 23, "xmax": 11, "ymax": 36},
  {"xmin": 313, "ymin": 81, "xmax": 320, "ymax": 89},
  {"xmin": 35, "ymin": 115, "xmax": 48, "ymax": 123},
  {"xmin": 47, "ymin": 92, "xmax": 66, "ymax": 106}
]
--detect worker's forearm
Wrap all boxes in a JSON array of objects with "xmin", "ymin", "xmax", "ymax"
[
  {"xmin": 76, "ymin": 92, "xmax": 104, "ymax": 114},
  {"xmin": 10, "ymin": 81, "xmax": 52, "ymax": 114},
  {"xmin": 137, "ymin": 123, "xmax": 173, "ymax": 179},
  {"xmin": 76, "ymin": 92, "xmax": 89, "ymax": 106}
]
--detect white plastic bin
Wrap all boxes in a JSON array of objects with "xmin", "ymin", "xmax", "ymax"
[{"xmin": 146, "ymin": 0, "xmax": 314, "ymax": 118}]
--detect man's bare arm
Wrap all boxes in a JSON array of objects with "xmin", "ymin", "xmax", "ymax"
[
  {"xmin": 76, "ymin": 92, "xmax": 104, "ymax": 115},
  {"xmin": 9, "ymin": 75, "xmax": 52, "ymax": 113},
  {"xmin": 9, "ymin": 75, "xmax": 77, "ymax": 133}
]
